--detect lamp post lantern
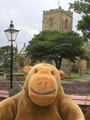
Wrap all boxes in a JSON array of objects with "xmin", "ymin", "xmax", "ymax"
[{"xmin": 4, "ymin": 21, "xmax": 19, "ymax": 89}]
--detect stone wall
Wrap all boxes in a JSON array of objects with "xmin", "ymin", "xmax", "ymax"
[
  {"xmin": 0, "ymin": 81, "xmax": 90, "ymax": 95},
  {"xmin": 62, "ymin": 83, "xmax": 90, "ymax": 96},
  {"xmin": 43, "ymin": 7, "xmax": 73, "ymax": 32}
]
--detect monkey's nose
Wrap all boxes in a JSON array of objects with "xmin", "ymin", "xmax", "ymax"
[{"xmin": 39, "ymin": 82, "xmax": 47, "ymax": 90}]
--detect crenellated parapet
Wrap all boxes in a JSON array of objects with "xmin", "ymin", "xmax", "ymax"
[{"xmin": 43, "ymin": 7, "xmax": 73, "ymax": 18}]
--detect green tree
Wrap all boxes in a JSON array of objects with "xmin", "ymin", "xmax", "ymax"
[
  {"xmin": 0, "ymin": 46, "xmax": 23, "ymax": 73},
  {"xmin": 0, "ymin": 46, "xmax": 11, "ymax": 72},
  {"xmin": 69, "ymin": 0, "xmax": 90, "ymax": 41},
  {"xmin": 26, "ymin": 30, "xmax": 89, "ymax": 69}
]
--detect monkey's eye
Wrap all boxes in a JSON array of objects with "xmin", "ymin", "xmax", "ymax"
[
  {"xmin": 35, "ymin": 70, "xmax": 38, "ymax": 73},
  {"xmin": 51, "ymin": 71, "xmax": 54, "ymax": 75}
]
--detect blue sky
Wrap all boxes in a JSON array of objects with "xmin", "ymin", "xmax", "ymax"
[{"xmin": 0, "ymin": 0, "xmax": 81, "ymax": 52}]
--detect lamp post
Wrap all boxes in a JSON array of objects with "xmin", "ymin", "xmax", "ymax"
[{"xmin": 4, "ymin": 21, "xmax": 19, "ymax": 89}]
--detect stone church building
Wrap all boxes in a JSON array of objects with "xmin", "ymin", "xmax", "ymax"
[
  {"xmin": 42, "ymin": 7, "xmax": 74, "ymax": 74},
  {"xmin": 43, "ymin": 7, "xmax": 73, "ymax": 32},
  {"xmin": 13, "ymin": 7, "xmax": 90, "ymax": 74}
]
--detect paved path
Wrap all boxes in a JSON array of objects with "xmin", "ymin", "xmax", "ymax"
[{"xmin": 65, "ymin": 76, "xmax": 90, "ymax": 83}]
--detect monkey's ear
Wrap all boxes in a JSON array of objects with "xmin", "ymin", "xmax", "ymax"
[
  {"xmin": 58, "ymin": 70, "xmax": 65, "ymax": 80},
  {"xmin": 23, "ymin": 66, "xmax": 32, "ymax": 74}
]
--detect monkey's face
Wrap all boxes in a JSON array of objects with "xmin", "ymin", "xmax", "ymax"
[
  {"xmin": 29, "ymin": 64, "xmax": 59, "ymax": 106},
  {"xmin": 23, "ymin": 63, "xmax": 65, "ymax": 106}
]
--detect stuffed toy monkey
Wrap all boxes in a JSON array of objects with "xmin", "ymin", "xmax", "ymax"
[{"xmin": 0, "ymin": 63, "xmax": 85, "ymax": 120}]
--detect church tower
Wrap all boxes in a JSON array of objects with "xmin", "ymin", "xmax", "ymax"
[{"xmin": 42, "ymin": 7, "xmax": 73, "ymax": 32}]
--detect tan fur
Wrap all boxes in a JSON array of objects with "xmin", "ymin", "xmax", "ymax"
[{"xmin": 0, "ymin": 63, "xmax": 85, "ymax": 120}]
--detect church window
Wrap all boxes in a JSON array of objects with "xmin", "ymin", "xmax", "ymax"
[
  {"xmin": 65, "ymin": 19, "xmax": 68, "ymax": 29},
  {"xmin": 19, "ymin": 60, "xmax": 24, "ymax": 67},
  {"xmin": 87, "ymin": 60, "xmax": 90, "ymax": 69},
  {"xmin": 71, "ymin": 65, "xmax": 78, "ymax": 73},
  {"xmin": 49, "ymin": 17, "xmax": 53, "ymax": 27}
]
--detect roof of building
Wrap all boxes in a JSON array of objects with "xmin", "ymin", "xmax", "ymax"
[{"xmin": 19, "ymin": 43, "xmax": 26, "ymax": 55}]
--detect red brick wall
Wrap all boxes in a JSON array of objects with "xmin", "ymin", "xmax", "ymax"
[
  {"xmin": 0, "ymin": 81, "xmax": 10, "ymax": 90},
  {"xmin": 0, "ymin": 81, "xmax": 23, "ymax": 90},
  {"xmin": 80, "ymin": 105, "xmax": 90, "ymax": 120},
  {"xmin": 62, "ymin": 83, "xmax": 90, "ymax": 95}
]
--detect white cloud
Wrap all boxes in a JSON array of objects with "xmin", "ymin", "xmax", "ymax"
[{"xmin": 0, "ymin": 0, "xmax": 82, "ymax": 52}]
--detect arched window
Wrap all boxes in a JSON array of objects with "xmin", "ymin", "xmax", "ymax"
[
  {"xmin": 71, "ymin": 65, "xmax": 78, "ymax": 73},
  {"xmin": 65, "ymin": 19, "xmax": 68, "ymax": 29},
  {"xmin": 19, "ymin": 60, "xmax": 24, "ymax": 67},
  {"xmin": 87, "ymin": 60, "xmax": 90, "ymax": 69},
  {"xmin": 49, "ymin": 17, "xmax": 53, "ymax": 27}
]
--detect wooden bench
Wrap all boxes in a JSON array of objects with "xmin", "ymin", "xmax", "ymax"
[
  {"xmin": 0, "ymin": 91, "xmax": 90, "ymax": 106},
  {"xmin": 6, "ymin": 73, "xmax": 25, "ymax": 81},
  {"xmin": 68, "ymin": 95, "xmax": 90, "ymax": 105},
  {"xmin": 0, "ymin": 90, "xmax": 9, "ymax": 99}
]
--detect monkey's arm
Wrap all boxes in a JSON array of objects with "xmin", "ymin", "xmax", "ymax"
[
  {"xmin": 0, "ymin": 98, "xmax": 17, "ymax": 120},
  {"xmin": 59, "ymin": 94, "xmax": 85, "ymax": 120}
]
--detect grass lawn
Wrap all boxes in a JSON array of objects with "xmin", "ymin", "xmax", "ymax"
[
  {"xmin": 62, "ymin": 74, "xmax": 90, "ymax": 83},
  {"xmin": 61, "ymin": 80, "xmax": 73, "ymax": 83},
  {"xmin": 0, "ymin": 76, "xmax": 3, "ymax": 80},
  {"xmin": 0, "ymin": 73, "xmax": 90, "ymax": 83},
  {"xmin": 65, "ymin": 74, "xmax": 90, "ymax": 79}
]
